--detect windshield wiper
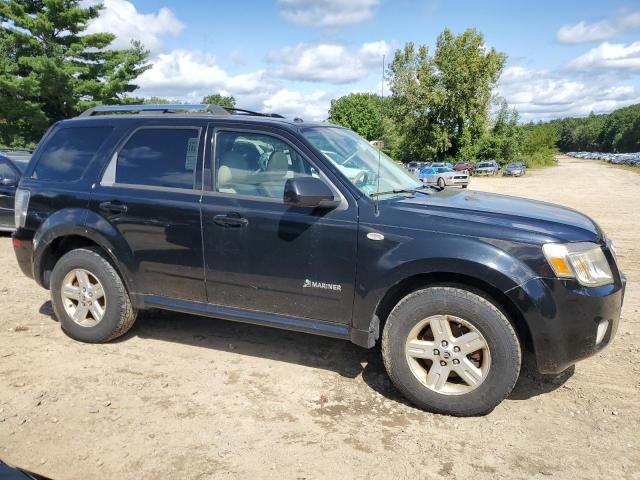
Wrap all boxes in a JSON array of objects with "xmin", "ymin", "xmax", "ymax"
[{"xmin": 370, "ymin": 184, "xmax": 439, "ymax": 198}]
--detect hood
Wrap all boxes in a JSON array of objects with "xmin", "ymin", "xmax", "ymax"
[{"xmin": 386, "ymin": 189, "xmax": 603, "ymax": 244}]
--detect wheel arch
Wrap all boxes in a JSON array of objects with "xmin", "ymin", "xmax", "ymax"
[
  {"xmin": 33, "ymin": 210, "xmax": 134, "ymax": 296},
  {"xmin": 374, "ymin": 271, "xmax": 534, "ymax": 354}
]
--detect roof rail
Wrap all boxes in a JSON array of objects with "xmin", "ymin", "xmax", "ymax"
[
  {"xmin": 225, "ymin": 107, "xmax": 285, "ymax": 119},
  {"xmin": 78, "ymin": 104, "xmax": 285, "ymax": 118},
  {"xmin": 78, "ymin": 104, "xmax": 229, "ymax": 117}
]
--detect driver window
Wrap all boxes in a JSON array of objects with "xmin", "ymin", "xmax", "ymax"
[{"xmin": 214, "ymin": 131, "xmax": 317, "ymax": 198}]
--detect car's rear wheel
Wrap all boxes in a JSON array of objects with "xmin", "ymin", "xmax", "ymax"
[
  {"xmin": 381, "ymin": 286, "xmax": 521, "ymax": 416},
  {"xmin": 437, "ymin": 177, "xmax": 445, "ymax": 187},
  {"xmin": 50, "ymin": 248, "xmax": 137, "ymax": 343}
]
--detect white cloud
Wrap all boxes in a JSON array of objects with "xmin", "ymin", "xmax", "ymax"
[
  {"xmin": 568, "ymin": 41, "xmax": 640, "ymax": 71},
  {"xmin": 137, "ymin": 50, "xmax": 274, "ymax": 100},
  {"xmin": 277, "ymin": 0, "xmax": 379, "ymax": 27},
  {"xmin": 263, "ymin": 89, "xmax": 331, "ymax": 120},
  {"xmin": 498, "ymin": 66, "xmax": 640, "ymax": 120},
  {"xmin": 557, "ymin": 11, "xmax": 640, "ymax": 44},
  {"xmin": 267, "ymin": 41, "xmax": 390, "ymax": 83},
  {"xmin": 136, "ymin": 50, "xmax": 330, "ymax": 120},
  {"xmin": 85, "ymin": 0, "xmax": 183, "ymax": 52}
]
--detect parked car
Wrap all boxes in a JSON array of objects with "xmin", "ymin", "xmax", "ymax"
[
  {"xmin": 430, "ymin": 162, "xmax": 452, "ymax": 169},
  {"xmin": 503, "ymin": 162, "xmax": 526, "ymax": 177},
  {"xmin": 407, "ymin": 161, "xmax": 427, "ymax": 175},
  {"xmin": 12, "ymin": 104, "xmax": 625, "ymax": 416},
  {"xmin": 419, "ymin": 166, "xmax": 469, "ymax": 188},
  {"xmin": 0, "ymin": 151, "xmax": 31, "ymax": 231},
  {"xmin": 475, "ymin": 160, "xmax": 500, "ymax": 175},
  {"xmin": 453, "ymin": 161, "xmax": 474, "ymax": 175},
  {"xmin": 0, "ymin": 459, "xmax": 50, "ymax": 480}
]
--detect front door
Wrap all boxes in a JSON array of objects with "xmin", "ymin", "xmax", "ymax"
[
  {"xmin": 201, "ymin": 127, "xmax": 358, "ymax": 324},
  {"xmin": 89, "ymin": 124, "xmax": 206, "ymax": 301}
]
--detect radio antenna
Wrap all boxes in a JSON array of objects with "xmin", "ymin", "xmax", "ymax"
[{"xmin": 374, "ymin": 54, "xmax": 385, "ymax": 216}]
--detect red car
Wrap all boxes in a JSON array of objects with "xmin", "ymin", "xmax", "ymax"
[{"xmin": 453, "ymin": 161, "xmax": 474, "ymax": 175}]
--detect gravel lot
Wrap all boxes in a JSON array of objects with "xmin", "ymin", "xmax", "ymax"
[{"xmin": 1, "ymin": 156, "xmax": 638, "ymax": 479}]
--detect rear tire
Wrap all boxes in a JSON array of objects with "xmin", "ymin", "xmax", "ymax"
[
  {"xmin": 381, "ymin": 287, "xmax": 521, "ymax": 416},
  {"xmin": 50, "ymin": 248, "xmax": 137, "ymax": 343}
]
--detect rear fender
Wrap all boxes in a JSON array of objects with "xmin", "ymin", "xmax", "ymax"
[{"xmin": 33, "ymin": 208, "xmax": 134, "ymax": 293}]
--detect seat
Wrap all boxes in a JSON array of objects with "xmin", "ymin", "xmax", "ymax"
[
  {"xmin": 217, "ymin": 151, "xmax": 260, "ymax": 196},
  {"xmin": 260, "ymin": 151, "xmax": 290, "ymax": 197}
]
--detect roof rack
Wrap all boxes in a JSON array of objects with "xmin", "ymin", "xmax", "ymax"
[{"xmin": 78, "ymin": 104, "xmax": 284, "ymax": 118}]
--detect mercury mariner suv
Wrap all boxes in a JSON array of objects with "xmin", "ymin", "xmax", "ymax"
[{"xmin": 12, "ymin": 104, "xmax": 625, "ymax": 416}]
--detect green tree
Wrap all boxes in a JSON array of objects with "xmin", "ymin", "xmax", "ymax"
[
  {"xmin": 388, "ymin": 29, "xmax": 506, "ymax": 162},
  {"xmin": 476, "ymin": 99, "xmax": 522, "ymax": 164},
  {"xmin": 0, "ymin": 0, "xmax": 150, "ymax": 148},
  {"xmin": 328, "ymin": 93, "xmax": 385, "ymax": 140},
  {"xmin": 201, "ymin": 93, "xmax": 236, "ymax": 108},
  {"xmin": 519, "ymin": 122, "xmax": 559, "ymax": 167}
]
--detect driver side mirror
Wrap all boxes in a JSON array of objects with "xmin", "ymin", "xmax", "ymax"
[{"xmin": 283, "ymin": 177, "xmax": 340, "ymax": 209}]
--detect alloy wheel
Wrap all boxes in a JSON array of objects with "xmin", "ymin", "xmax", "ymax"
[
  {"xmin": 405, "ymin": 314, "xmax": 491, "ymax": 395},
  {"xmin": 61, "ymin": 268, "xmax": 106, "ymax": 327}
]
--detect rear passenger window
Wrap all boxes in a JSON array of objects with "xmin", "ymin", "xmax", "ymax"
[
  {"xmin": 33, "ymin": 127, "xmax": 113, "ymax": 181},
  {"xmin": 116, "ymin": 128, "xmax": 200, "ymax": 189}
]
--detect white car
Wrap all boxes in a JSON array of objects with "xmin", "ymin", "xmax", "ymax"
[
  {"xmin": 418, "ymin": 166, "xmax": 470, "ymax": 188},
  {"xmin": 475, "ymin": 161, "xmax": 499, "ymax": 175}
]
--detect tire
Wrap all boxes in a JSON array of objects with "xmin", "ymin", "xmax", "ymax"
[
  {"xmin": 50, "ymin": 247, "xmax": 137, "ymax": 343},
  {"xmin": 461, "ymin": 185, "xmax": 468, "ymax": 189},
  {"xmin": 381, "ymin": 286, "xmax": 521, "ymax": 416},
  {"xmin": 437, "ymin": 177, "xmax": 445, "ymax": 187}
]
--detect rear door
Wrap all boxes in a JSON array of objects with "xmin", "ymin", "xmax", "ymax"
[
  {"xmin": 200, "ymin": 125, "xmax": 359, "ymax": 324},
  {"xmin": 89, "ymin": 123, "xmax": 207, "ymax": 301},
  {"xmin": 0, "ymin": 158, "xmax": 19, "ymax": 229}
]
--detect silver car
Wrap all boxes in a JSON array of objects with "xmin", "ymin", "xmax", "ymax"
[
  {"xmin": 475, "ymin": 161, "xmax": 499, "ymax": 175},
  {"xmin": 418, "ymin": 166, "xmax": 470, "ymax": 188}
]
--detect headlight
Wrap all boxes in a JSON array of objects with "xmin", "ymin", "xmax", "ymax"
[{"xmin": 542, "ymin": 242, "xmax": 613, "ymax": 287}]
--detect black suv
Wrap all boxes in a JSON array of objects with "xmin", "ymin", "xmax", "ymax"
[{"xmin": 12, "ymin": 104, "xmax": 625, "ymax": 416}]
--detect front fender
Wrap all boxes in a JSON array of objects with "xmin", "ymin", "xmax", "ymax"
[{"xmin": 351, "ymin": 226, "xmax": 539, "ymax": 337}]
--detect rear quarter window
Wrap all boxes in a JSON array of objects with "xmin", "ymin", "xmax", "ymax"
[{"xmin": 33, "ymin": 126, "xmax": 113, "ymax": 181}]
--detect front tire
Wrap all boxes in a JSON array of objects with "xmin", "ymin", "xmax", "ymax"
[
  {"xmin": 50, "ymin": 248, "xmax": 137, "ymax": 343},
  {"xmin": 437, "ymin": 177, "xmax": 445, "ymax": 187},
  {"xmin": 381, "ymin": 287, "xmax": 521, "ymax": 416}
]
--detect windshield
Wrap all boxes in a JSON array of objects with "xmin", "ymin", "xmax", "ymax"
[{"xmin": 302, "ymin": 126, "xmax": 421, "ymax": 196}]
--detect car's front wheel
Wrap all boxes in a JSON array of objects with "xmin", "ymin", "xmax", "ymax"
[
  {"xmin": 50, "ymin": 248, "xmax": 137, "ymax": 343},
  {"xmin": 381, "ymin": 286, "xmax": 521, "ymax": 416},
  {"xmin": 437, "ymin": 177, "xmax": 445, "ymax": 187}
]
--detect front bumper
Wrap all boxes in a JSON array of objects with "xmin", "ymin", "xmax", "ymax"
[
  {"xmin": 447, "ymin": 177, "xmax": 470, "ymax": 186},
  {"xmin": 506, "ymin": 274, "xmax": 625, "ymax": 374}
]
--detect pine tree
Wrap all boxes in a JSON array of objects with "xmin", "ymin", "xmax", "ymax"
[{"xmin": 0, "ymin": 0, "xmax": 151, "ymax": 147}]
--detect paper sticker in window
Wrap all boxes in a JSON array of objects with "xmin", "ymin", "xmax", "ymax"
[{"xmin": 185, "ymin": 137, "xmax": 198, "ymax": 171}]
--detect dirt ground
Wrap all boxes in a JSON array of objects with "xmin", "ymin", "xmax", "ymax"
[{"xmin": 0, "ymin": 156, "xmax": 638, "ymax": 479}]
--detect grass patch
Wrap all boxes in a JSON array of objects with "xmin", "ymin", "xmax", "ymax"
[{"xmin": 601, "ymin": 161, "xmax": 640, "ymax": 174}]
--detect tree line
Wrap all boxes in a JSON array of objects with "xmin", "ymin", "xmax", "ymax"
[
  {"xmin": 329, "ymin": 29, "xmax": 561, "ymax": 167},
  {"xmin": 551, "ymin": 104, "xmax": 640, "ymax": 153},
  {"xmin": 2, "ymin": 2, "xmax": 637, "ymax": 165}
]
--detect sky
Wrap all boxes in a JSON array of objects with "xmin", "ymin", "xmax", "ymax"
[{"xmin": 85, "ymin": 0, "xmax": 640, "ymax": 121}]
